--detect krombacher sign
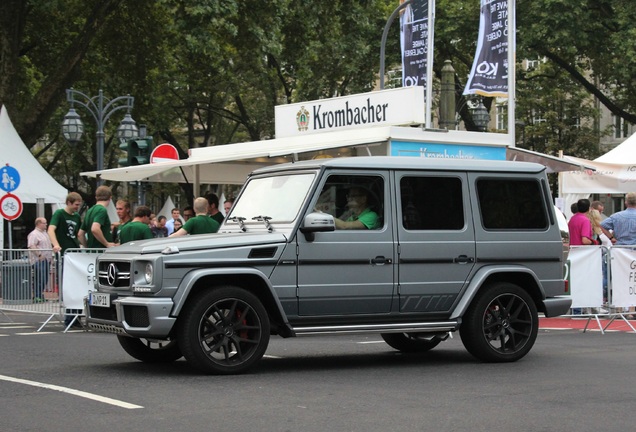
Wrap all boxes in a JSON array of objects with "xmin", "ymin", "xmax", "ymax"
[{"xmin": 275, "ymin": 87, "xmax": 426, "ymax": 138}]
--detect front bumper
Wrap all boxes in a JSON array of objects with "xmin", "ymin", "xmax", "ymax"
[{"xmin": 85, "ymin": 295, "xmax": 177, "ymax": 338}]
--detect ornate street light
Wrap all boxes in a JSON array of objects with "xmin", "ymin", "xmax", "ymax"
[
  {"xmin": 470, "ymin": 99, "xmax": 490, "ymax": 132},
  {"xmin": 61, "ymin": 88, "xmax": 138, "ymax": 183}
]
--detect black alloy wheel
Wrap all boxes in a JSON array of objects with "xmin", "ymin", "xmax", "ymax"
[
  {"xmin": 460, "ymin": 282, "xmax": 538, "ymax": 362},
  {"xmin": 177, "ymin": 286, "xmax": 270, "ymax": 374}
]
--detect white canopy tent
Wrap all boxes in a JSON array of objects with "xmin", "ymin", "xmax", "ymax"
[
  {"xmin": 560, "ymin": 132, "xmax": 636, "ymax": 216},
  {"xmin": 0, "ymin": 106, "xmax": 68, "ymax": 249}
]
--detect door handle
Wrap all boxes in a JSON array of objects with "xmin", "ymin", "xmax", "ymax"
[
  {"xmin": 454, "ymin": 255, "xmax": 474, "ymax": 264},
  {"xmin": 371, "ymin": 256, "xmax": 392, "ymax": 265}
]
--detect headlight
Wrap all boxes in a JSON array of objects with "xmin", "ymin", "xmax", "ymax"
[{"xmin": 144, "ymin": 263, "xmax": 153, "ymax": 284}]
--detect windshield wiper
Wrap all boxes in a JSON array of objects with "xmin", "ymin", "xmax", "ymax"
[
  {"xmin": 252, "ymin": 215, "xmax": 273, "ymax": 232},
  {"xmin": 230, "ymin": 216, "xmax": 246, "ymax": 232}
]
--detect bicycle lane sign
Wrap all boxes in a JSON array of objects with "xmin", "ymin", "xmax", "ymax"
[{"xmin": 0, "ymin": 193, "xmax": 23, "ymax": 221}]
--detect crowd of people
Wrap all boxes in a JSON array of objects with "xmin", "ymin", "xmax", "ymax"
[
  {"xmin": 25, "ymin": 186, "xmax": 235, "ymax": 318},
  {"xmin": 566, "ymin": 193, "xmax": 636, "ymax": 315}
]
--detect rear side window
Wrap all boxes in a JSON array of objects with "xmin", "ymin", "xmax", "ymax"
[
  {"xmin": 400, "ymin": 176, "xmax": 464, "ymax": 230},
  {"xmin": 477, "ymin": 178, "xmax": 548, "ymax": 230}
]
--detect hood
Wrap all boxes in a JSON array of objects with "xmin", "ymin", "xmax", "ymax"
[{"xmin": 105, "ymin": 232, "xmax": 289, "ymax": 255}]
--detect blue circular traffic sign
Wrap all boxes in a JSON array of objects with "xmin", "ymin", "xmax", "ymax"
[{"xmin": 0, "ymin": 165, "xmax": 20, "ymax": 192}]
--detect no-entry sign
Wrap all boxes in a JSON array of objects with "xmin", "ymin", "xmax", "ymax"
[{"xmin": 150, "ymin": 143, "xmax": 179, "ymax": 164}]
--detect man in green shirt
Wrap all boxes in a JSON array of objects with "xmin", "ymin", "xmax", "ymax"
[
  {"xmin": 48, "ymin": 192, "xmax": 83, "ymax": 255},
  {"xmin": 78, "ymin": 185, "xmax": 116, "ymax": 249},
  {"xmin": 170, "ymin": 197, "xmax": 220, "ymax": 236},
  {"xmin": 335, "ymin": 186, "xmax": 380, "ymax": 230},
  {"xmin": 119, "ymin": 205, "xmax": 153, "ymax": 244}
]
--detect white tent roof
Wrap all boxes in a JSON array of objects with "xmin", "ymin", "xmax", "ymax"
[
  {"xmin": 0, "ymin": 105, "xmax": 68, "ymax": 203},
  {"xmin": 595, "ymin": 131, "xmax": 636, "ymax": 163},
  {"xmin": 157, "ymin": 196, "xmax": 180, "ymax": 220}
]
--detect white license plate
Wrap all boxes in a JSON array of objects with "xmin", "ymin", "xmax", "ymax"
[{"xmin": 89, "ymin": 292, "xmax": 110, "ymax": 307}]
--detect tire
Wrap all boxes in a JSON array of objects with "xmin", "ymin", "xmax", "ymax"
[
  {"xmin": 460, "ymin": 282, "xmax": 538, "ymax": 362},
  {"xmin": 117, "ymin": 336, "xmax": 183, "ymax": 363},
  {"xmin": 177, "ymin": 286, "xmax": 270, "ymax": 375},
  {"xmin": 381, "ymin": 332, "xmax": 443, "ymax": 353}
]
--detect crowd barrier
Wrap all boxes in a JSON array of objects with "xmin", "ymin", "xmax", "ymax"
[
  {"xmin": 0, "ymin": 248, "xmax": 102, "ymax": 332},
  {"xmin": 1, "ymin": 245, "xmax": 635, "ymax": 334},
  {"xmin": 567, "ymin": 245, "xmax": 636, "ymax": 333}
]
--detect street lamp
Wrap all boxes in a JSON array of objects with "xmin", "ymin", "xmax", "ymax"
[
  {"xmin": 455, "ymin": 96, "xmax": 491, "ymax": 132},
  {"xmin": 61, "ymin": 88, "xmax": 138, "ymax": 183}
]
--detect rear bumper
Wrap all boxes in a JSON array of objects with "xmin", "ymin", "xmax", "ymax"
[{"xmin": 541, "ymin": 296, "xmax": 572, "ymax": 317}]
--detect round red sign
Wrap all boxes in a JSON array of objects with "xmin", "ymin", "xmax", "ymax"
[
  {"xmin": 150, "ymin": 143, "xmax": 179, "ymax": 164},
  {"xmin": 0, "ymin": 193, "xmax": 23, "ymax": 221}
]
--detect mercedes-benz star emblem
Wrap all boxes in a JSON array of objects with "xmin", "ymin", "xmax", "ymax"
[{"xmin": 106, "ymin": 263, "xmax": 118, "ymax": 286}]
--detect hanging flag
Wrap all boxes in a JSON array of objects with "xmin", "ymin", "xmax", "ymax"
[
  {"xmin": 400, "ymin": 0, "xmax": 432, "ymax": 88},
  {"xmin": 463, "ymin": 0, "xmax": 514, "ymax": 97}
]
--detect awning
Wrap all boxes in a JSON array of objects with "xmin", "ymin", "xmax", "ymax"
[{"xmin": 506, "ymin": 147, "xmax": 596, "ymax": 173}]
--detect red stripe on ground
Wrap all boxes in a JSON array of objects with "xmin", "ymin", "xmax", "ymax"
[{"xmin": 540, "ymin": 316, "xmax": 636, "ymax": 332}]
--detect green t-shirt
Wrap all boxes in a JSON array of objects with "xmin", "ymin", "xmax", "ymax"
[
  {"xmin": 49, "ymin": 208, "xmax": 81, "ymax": 254},
  {"xmin": 347, "ymin": 207, "xmax": 380, "ymax": 230},
  {"xmin": 119, "ymin": 221, "xmax": 153, "ymax": 244},
  {"xmin": 81, "ymin": 204, "xmax": 112, "ymax": 248},
  {"xmin": 183, "ymin": 214, "xmax": 220, "ymax": 235}
]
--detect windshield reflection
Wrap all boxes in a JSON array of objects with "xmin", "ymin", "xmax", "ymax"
[{"xmin": 229, "ymin": 173, "xmax": 315, "ymax": 224}]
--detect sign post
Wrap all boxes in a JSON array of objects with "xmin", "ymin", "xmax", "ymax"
[{"xmin": 0, "ymin": 164, "xmax": 22, "ymax": 249}]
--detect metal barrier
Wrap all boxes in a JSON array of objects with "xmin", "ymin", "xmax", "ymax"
[{"xmin": 0, "ymin": 248, "xmax": 62, "ymax": 328}]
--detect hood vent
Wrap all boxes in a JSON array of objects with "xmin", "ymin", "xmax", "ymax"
[{"xmin": 248, "ymin": 247, "xmax": 277, "ymax": 259}]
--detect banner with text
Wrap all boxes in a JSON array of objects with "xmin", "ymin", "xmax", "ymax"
[
  {"xmin": 62, "ymin": 249, "xmax": 100, "ymax": 311},
  {"xmin": 463, "ymin": 0, "xmax": 513, "ymax": 97},
  {"xmin": 608, "ymin": 247, "xmax": 636, "ymax": 307},
  {"xmin": 400, "ymin": 0, "xmax": 433, "ymax": 89}
]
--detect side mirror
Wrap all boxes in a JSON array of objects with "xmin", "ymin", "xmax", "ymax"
[{"xmin": 300, "ymin": 212, "xmax": 335, "ymax": 241}]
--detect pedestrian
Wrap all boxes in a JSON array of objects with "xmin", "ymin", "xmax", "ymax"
[
  {"xmin": 119, "ymin": 206, "xmax": 153, "ymax": 244},
  {"xmin": 170, "ymin": 197, "xmax": 220, "ymax": 236},
  {"xmin": 591, "ymin": 200, "xmax": 607, "ymax": 221},
  {"xmin": 601, "ymin": 192, "xmax": 636, "ymax": 245},
  {"xmin": 568, "ymin": 199, "xmax": 596, "ymax": 246},
  {"xmin": 78, "ymin": 185, "xmax": 116, "ymax": 249},
  {"xmin": 112, "ymin": 199, "xmax": 132, "ymax": 243},
  {"xmin": 182, "ymin": 205, "xmax": 194, "ymax": 222},
  {"xmin": 48, "ymin": 192, "xmax": 82, "ymax": 255},
  {"xmin": 224, "ymin": 197, "xmax": 234, "ymax": 215},
  {"xmin": 27, "ymin": 217, "xmax": 53, "ymax": 302},
  {"xmin": 165, "ymin": 208, "xmax": 182, "ymax": 235},
  {"xmin": 173, "ymin": 219, "xmax": 183, "ymax": 232},
  {"xmin": 204, "ymin": 192, "xmax": 225, "ymax": 225},
  {"xmin": 151, "ymin": 215, "xmax": 169, "ymax": 238}
]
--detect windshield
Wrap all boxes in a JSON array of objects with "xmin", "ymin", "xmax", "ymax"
[{"xmin": 229, "ymin": 173, "xmax": 316, "ymax": 223}]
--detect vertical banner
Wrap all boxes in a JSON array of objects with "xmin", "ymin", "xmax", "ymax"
[
  {"xmin": 567, "ymin": 247, "xmax": 604, "ymax": 308},
  {"xmin": 400, "ymin": 0, "xmax": 431, "ymax": 88},
  {"xmin": 608, "ymin": 247, "xmax": 636, "ymax": 307},
  {"xmin": 463, "ymin": 0, "xmax": 513, "ymax": 97}
]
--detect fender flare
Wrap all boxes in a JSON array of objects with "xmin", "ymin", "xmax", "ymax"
[
  {"xmin": 450, "ymin": 265, "xmax": 545, "ymax": 320},
  {"xmin": 170, "ymin": 267, "xmax": 290, "ymax": 326}
]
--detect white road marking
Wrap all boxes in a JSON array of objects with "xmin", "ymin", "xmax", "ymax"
[
  {"xmin": 15, "ymin": 332, "xmax": 56, "ymax": 335},
  {"xmin": 263, "ymin": 354, "xmax": 282, "ymax": 359},
  {"xmin": 357, "ymin": 340, "xmax": 385, "ymax": 344},
  {"xmin": 0, "ymin": 374, "xmax": 143, "ymax": 409}
]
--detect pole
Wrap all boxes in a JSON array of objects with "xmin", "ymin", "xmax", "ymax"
[
  {"xmin": 65, "ymin": 88, "xmax": 135, "ymax": 185},
  {"xmin": 379, "ymin": 0, "xmax": 411, "ymax": 89},
  {"xmin": 439, "ymin": 60, "xmax": 456, "ymax": 130}
]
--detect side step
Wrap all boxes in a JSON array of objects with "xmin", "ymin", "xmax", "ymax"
[{"xmin": 291, "ymin": 320, "xmax": 460, "ymax": 336}]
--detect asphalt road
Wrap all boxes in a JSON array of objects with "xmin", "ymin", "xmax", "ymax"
[{"xmin": 1, "ymin": 311, "xmax": 636, "ymax": 432}]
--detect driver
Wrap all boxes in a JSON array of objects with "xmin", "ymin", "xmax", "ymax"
[{"xmin": 335, "ymin": 186, "xmax": 380, "ymax": 230}]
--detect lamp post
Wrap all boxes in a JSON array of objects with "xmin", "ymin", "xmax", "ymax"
[{"xmin": 61, "ymin": 88, "xmax": 138, "ymax": 184}]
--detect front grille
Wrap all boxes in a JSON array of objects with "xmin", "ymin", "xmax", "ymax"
[
  {"xmin": 89, "ymin": 305, "xmax": 117, "ymax": 321},
  {"xmin": 98, "ymin": 261, "xmax": 131, "ymax": 288},
  {"xmin": 124, "ymin": 305, "xmax": 150, "ymax": 327}
]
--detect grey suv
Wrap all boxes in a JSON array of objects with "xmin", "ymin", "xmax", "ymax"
[{"xmin": 86, "ymin": 156, "xmax": 571, "ymax": 374}]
